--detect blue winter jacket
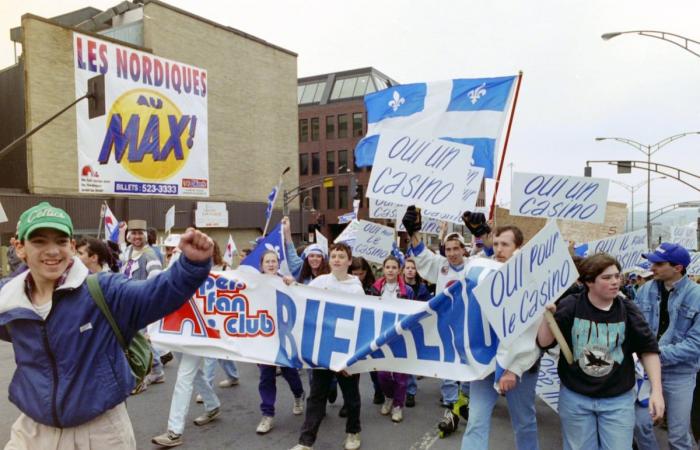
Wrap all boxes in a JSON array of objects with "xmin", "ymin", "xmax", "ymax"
[
  {"xmin": 634, "ymin": 276, "xmax": 700, "ymax": 374},
  {"xmin": 0, "ymin": 255, "xmax": 211, "ymax": 428}
]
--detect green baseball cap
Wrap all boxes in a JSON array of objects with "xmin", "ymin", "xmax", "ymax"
[{"xmin": 17, "ymin": 202, "xmax": 73, "ymax": 241}]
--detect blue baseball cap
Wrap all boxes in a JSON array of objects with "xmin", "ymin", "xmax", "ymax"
[{"xmin": 642, "ymin": 242, "xmax": 691, "ymax": 268}]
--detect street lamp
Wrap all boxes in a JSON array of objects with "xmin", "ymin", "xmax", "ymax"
[
  {"xmin": 602, "ymin": 30, "xmax": 700, "ymax": 59},
  {"xmin": 595, "ymin": 132, "xmax": 700, "ymax": 247},
  {"xmin": 611, "ymin": 177, "xmax": 665, "ymax": 231}
]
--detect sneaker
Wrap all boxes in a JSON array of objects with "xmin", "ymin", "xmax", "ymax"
[
  {"xmin": 256, "ymin": 416, "xmax": 274, "ymax": 434},
  {"xmin": 218, "ymin": 378, "xmax": 240, "ymax": 388},
  {"xmin": 405, "ymin": 394, "xmax": 416, "ymax": 408},
  {"xmin": 344, "ymin": 433, "xmax": 361, "ymax": 450},
  {"xmin": 151, "ymin": 430, "xmax": 183, "ymax": 447},
  {"xmin": 391, "ymin": 406, "xmax": 403, "ymax": 423},
  {"xmin": 289, "ymin": 445, "xmax": 313, "ymax": 450},
  {"xmin": 147, "ymin": 372, "xmax": 166, "ymax": 385},
  {"xmin": 328, "ymin": 385, "xmax": 338, "ymax": 404},
  {"xmin": 193, "ymin": 407, "xmax": 220, "ymax": 426},
  {"xmin": 195, "ymin": 394, "xmax": 203, "ymax": 404},
  {"xmin": 380, "ymin": 398, "xmax": 393, "ymax": 415},
  {"xmin": 293, "ymin": 393, "xmax": 305, "ymax": 415},
  {"xmin": 160, "ymin": 351, "xmax": 174, "ymax": 366},
  {"xmin": 338, "ymin": 405, "xmax": 347, "ymax": 418},
  {"xmin": 373, "ymin": 391, "xmax": 385, "ymax": 405}
]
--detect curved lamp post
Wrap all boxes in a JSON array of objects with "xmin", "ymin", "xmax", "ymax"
[
  {"xmin": 595, "ymin": 132, "xmax": 700, "ymax": 246},
  {"xmin": 611, "ymin": 177, "xmax": 665, "ymax": 231},
  {"xmin": 602, "ymin": 30, "xmax": 700, "ymax": 59}
]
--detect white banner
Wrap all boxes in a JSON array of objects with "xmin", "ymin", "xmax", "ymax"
[
  {"xmin": 510, "ymin": 173, "xmax": 609, "ymax": 224},
  {"xmin": 74, "ymin": 33, "xmax": 208, "ymax": 196},
  {"xmin": 577, "ymin": 228, "xmax": 647, "ymax": 271},
  {"xmin": 536, "ymin": 353, "xmax": 561, "ymax": 412},
  {"xmin": 149, "ymin": 269, "xmax": 502, "ymax": 380},
  {"xmin": 473, "ymin": 221, "xmax": 578, "ymax": 346},
  {"xmin": 687, "ymin": 252, "xmax": 700, "ymax": 276},
  {"xmin": 367, "ymin": 131, "xmax": 474, "ymax": 215},
  {"xmin": 670, "ymin": 224, "xmax": 698, "ymax": 251},
  {"xmin": 354, "ymin": 220, "xmax": 395, "ymax": 264}
]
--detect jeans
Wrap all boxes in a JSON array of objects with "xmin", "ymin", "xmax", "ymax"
[
  {"xmin": 258, "ymin": 365, "xmax": 304, "ymax": 417},
  {"xmin": 202, "ymin": 358, "xmax": 239, "ymax": 384},
  {"xmin": 634, "ymin": 402, "xmax": 660, "ymax": 450},
  {"xmin": 298, "ymin": 370, "xmax": 361, "ymax": 446},
  {"xmin": 377, "ymin": 372, "xmax": 409, "ymax": 407},
  {"xmin": 461, "ymin": 370, "xmax": 538, "ymax": 450},
  {"xmin": 167, "ymin": 353, "xmax": 220, "ymax": 434},
  {"xmin": 559, "ymin": 385, "xmax": 635, "ymax": 450},
  {"xmin": 150, "ymin": 344, "xmax": 164, "ymax": 376},
  {"xmin": 441, "ymin": 379, "xmax": 470, "ymax": 405},
  {"xmin": 407, "ymin": 375, "xmax": 418, "ymax": 396},
  {"xmin": 662, "ymin": 371, "xmax": 697, "ymax": 450}
]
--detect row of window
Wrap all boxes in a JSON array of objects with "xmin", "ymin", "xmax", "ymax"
[
  {"xmin": 299, "ymin": 113, "xmax": 364, "ymax": 142},
  {"xmin": 306, "ymin": 185, "xmax": 365, "ymax": 211},
  {"xmin": 299, "ymin": 150, "xmax": 371, "ymax": 176}
]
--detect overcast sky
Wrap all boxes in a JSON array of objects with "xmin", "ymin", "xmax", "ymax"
[{"xmin": 3, "ymin": 0, "xmax": 700, "ymax": 222}]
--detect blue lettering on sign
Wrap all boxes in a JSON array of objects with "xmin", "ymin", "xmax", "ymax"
[
  {"xmin": 317, "ymin": 302, "xmax": 355, "ymax": 368},
  {"xmin": 275, "ymin": 290, "xmax": 302, "ymax": 368}
]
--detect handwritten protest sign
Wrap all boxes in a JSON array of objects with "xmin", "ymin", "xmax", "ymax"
[
  {"xmin": 687, "ymin": 252, "xmax": 700, "ymax": 276},
  {"xmin": 670, "ymin": 224, "xmax": 698, "ymax": 251},
  {"xmin": 576, "ymin": 228, "xmax": 647, "ymax": 271},
  {"xmin": 473, "ymin": 220, "xmax": 578, "ymax": 346},
  {"xmin": 354, "ymin": 220, "xmax": 395, "ymax": 264},
  {"xmin": 315, "ymin": 230, "xmax": 329, "ymax": 255},
  {"xmin": 369, "ymin": 167, "xmax": 483, "ymax": 226},
  {"xmin": 536, "ymin": 352, "xmax": 561, "ymax": 412},
  {"xmin": 511, "ymin": 173, "xmax": 609, "ymax": 224},
  {"xmin": 334, "ymin": 220, "xmax": 361, "ymax": 247},
  {"xmin": 367, "ymin": 131, "xmax": 473, "ymax": 215}
]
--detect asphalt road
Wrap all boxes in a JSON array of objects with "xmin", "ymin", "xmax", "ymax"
[{"xmin": 0, "ymin": 344, "xmax": 671, "ymax": 449}]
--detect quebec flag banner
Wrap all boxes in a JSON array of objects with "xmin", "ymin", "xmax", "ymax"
[
  {"xmin": 354, "ymin": 76, "xmax": 517, "ymax": 178},
  {"xmin": 103, "ymin": 205, "xmax": 119, "ymax": 243},
  {"xmin": 265, "ymin": 182, "xmax": 282, "ymax": 222},
  {"xmin": 240, "ymin": 222, "xmax": 291, "ymax": 276}
]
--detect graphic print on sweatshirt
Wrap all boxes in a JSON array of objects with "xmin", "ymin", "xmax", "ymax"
[{"xmin": 572, "ymin": 318, "xmax": 625, "ymax": 377}]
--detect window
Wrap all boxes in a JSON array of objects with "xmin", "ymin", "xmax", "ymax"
[
  {"xmin": 298, "ymin": 81, "xmax": 326, "ymax": 104},
  {"xmin": 352, "ymin": 112, "xmax": 364, "ymax": 137},
  {"xmin": 352, "ymin": 76, "xmax": 370, "ymax": 97},
  {"xmin": 311, "ymin": 152, "xmax": 320, "ymax": 175},
  {"xmin": 326, "ymin": 187, "xmax": 335, "ymax": 209},
  {"xmin": 337, "ymin": 114, "xmax": 348, "ymax": 138},
  {"xmin": 326, "ymin": 116, "xmax": 335, "ymax": 139},
  {"xmin": 299, "ymin": 119, "xmax": 308, "ymax": 142},
  {"xmin": 356, "ymin": 185, "xmax": 364, "ymax": 208},
  {"xmin": 339, "ymin": 186, "xmax": 348, "ymax": 210},
  {"xmin": 299, "ymin": 153, "xmax": 309, "ymax": 176},
  {"xmin": 338, "ymin": 149, "xmax": 348, "ymax": 172},
  {"xmin": 326, "ymin": 150, "xmax": 335, "ymax": 174},
  {"xmin": 311, "ymin": 117, "xmax": 320, "ymax": 141},
  {"xmin": 311, "ymin": 187, "xmax": 320, "ymax": 210}
]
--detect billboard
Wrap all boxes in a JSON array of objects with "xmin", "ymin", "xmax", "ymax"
[{"xmin": 74, "ymin": 33, "xmax": 208, "ymax": 196}]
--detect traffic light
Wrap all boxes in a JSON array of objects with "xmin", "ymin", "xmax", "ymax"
[
  {"xmin": 350, "ymin": 177, "xmax": 359, "ymax": 199},
  {"xmin": 87, "ymin": 74, "xmax": 105, "ymax": 119}
]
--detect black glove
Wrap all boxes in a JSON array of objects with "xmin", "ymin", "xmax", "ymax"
[
  {"xmin": 402, "ymin": 206, "xmax": 422, "ymax": 236},
  {"xmin": 462, "ymin": 211, "xmax": 491, "ymax": 237}
]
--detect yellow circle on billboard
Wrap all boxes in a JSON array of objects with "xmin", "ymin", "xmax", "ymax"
[{"xmin": 107, "ymin": 89, "xmax": 191, "ymax": 181}]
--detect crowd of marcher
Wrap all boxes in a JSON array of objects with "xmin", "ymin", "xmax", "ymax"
[{"xmin": 0, "ymin": 202, "xmax": 698, "ymax": 450}]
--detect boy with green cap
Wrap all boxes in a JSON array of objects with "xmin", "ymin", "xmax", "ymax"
[{"xmin": 0, "ymin": 202, "xmax": 214, "ymax": 449}]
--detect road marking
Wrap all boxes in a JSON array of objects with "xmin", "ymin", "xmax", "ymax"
[{"xmin": 409, "ymin": 427, "xmax": 440, "ymax": 450}]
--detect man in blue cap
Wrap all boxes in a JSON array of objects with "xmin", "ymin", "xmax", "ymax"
[{"xmin": 634, "ymin": 243, "xmax": 700, "ymax": 450}]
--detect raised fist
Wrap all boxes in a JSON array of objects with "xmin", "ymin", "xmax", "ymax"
[
  {"xmin": 461, "ymin": 211, "xmax": 491, "ymax": 237},
  {"xmin": 402, "ymin": 206, "xmax": 422, "ymax": 236}
]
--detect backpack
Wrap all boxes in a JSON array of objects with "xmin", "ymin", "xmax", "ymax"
[{"xmin": 86, "ymin": 274, "xmax": 153, "ymax": 386}]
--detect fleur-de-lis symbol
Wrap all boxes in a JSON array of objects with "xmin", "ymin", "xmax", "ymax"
[
  {"xmin": 265, "ymin": 243, "xmax": 281, "ymax": 258},
  {"xmin": 388, "ymin": 91, "xmax": 405, "ymax": 112},
  {"xmin": 467, "ymin": 83, "xmax": 487, "ymax": 104}
]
